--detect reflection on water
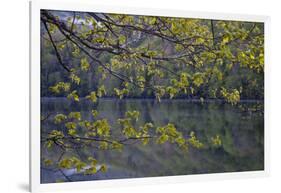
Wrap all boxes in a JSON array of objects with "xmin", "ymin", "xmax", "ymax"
[{"xmin": 41, "ymin": 98, "xmax": 264, "ymax": 183}]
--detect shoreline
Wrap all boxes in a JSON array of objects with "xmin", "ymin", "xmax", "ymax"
[{"xmin": 41, "ymin": 97, "xmax": 264, "ymax": 103}]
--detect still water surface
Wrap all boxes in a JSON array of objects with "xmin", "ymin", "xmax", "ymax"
[{"xmin": 41, "ymin": 98, "xmax": 264, "ymax": 183}]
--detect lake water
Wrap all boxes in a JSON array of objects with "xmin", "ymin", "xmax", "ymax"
[{"xmin": 41, "ymin": 98, "xmax": 264, "ymax": 183}]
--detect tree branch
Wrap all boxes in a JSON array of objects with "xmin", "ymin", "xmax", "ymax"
[{"xmin": 42, "ymin": 20, "xmax": 71, "ymax": 72}]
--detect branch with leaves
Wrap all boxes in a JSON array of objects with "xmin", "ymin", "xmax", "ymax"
[
  {"xmin": 40, "ymin": 10, "xmax": 264, "ymax": 182},
  {"xmin": 42, "ymin": 109, "xmax": 222, "ymax": 181}
]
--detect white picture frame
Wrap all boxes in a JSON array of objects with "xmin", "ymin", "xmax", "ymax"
[{"xmin": 30, "ymin": 0, "xmax": 270, "ymax": 192}]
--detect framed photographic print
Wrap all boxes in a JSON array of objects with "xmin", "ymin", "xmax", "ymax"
[{"xmin": 30, "ymin": 0, "xmax": 270, "ymax": 192}]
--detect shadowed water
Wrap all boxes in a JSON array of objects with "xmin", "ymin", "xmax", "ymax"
[{"xmin": 41, "ymin": 98, "xmax": 264, "ymax": 183}]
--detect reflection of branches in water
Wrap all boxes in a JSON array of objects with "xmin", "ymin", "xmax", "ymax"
[
  {"xmin": 40, "ymin": 114, "xmax": 196, "ymax": 182},
  {"xmin": 40, "ymin": 100, "xmax": 264, "ymax": 183},
  {"xmin": 238, "ymin": 103, "xmax": 264, "ymax": 115}
]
